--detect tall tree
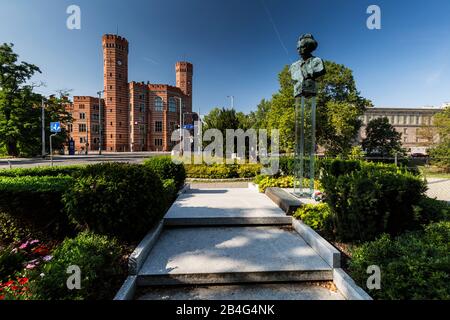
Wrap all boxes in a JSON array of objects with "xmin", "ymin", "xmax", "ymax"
[
  {"xmin": 0, "ymin": 43, "xmax": 41, "ymax": 156},
  {"xmin": 429, "ymin": 106, "xmax": 450, "ymax": 170},
  {"xmin": 264, "ymin": 61, "xmax": 372, "ymax": 155},
  {"xmin": 362, "ymin": 117, "xmax": 404, "ymax": 157},
  {"xmin": 0, "ymin": 44, "xmax": 72, "ymax": 157}
]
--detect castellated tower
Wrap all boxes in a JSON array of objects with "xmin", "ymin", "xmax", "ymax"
[
  {"xmin": 102, "ymin": 34, "xmax": 129, "ymax": 152},
  {"xmin": 176, "ymin": 61, "xmax": 193, "ymax": 113}
]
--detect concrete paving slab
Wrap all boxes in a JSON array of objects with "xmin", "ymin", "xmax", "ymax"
[
  {"xmin": 137, "ymin": 282, "xmax": 345, "ymax": 300},
  {"xmin": 138, "ymin": 226, "xmax": 332, "ymax": 286},
  {"xmin": 164, "ymin": 188, "xmax": 292, "ymax": 226}
]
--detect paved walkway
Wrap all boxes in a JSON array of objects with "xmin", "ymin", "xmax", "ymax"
[
  {"xmin": 136, "ymin": 186, "xmax": 344, "ymax": 300},
  {"xmin": 426, "ymin": 178, "xmax": 450, "ymax": 202}
]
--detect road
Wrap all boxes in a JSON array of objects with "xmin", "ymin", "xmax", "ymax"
[{"xmin": 0, "ymin": 152, "xmax": 170, "ymax": 169}]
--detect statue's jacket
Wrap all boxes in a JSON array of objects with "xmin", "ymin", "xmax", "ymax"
[{"xmin": 290, "ymin": 57, "xmax": 325, "ymax": 98}]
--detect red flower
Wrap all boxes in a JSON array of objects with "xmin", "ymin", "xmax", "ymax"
[
  {"xmin": 32, "ymin": 245, "xmax": 50, "ymax": 256},
  {"xmin": 18, "ymin": 278, "xmax": 29, "ymax": 285},
  {"xmin": 4, "ymin": 280, "xmax": 14, "ymax": 287},
  {"xmin": 10, "ymin": 286, "xmax": 19, "ymax": 291},
  {"xmin": 0, "ymin": 295, "xmax": 5, "ymax": 300}
]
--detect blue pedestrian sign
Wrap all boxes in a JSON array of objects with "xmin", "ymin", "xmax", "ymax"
[{"xmin": 50, "ymin": 122, "xmax": 61, "ymax": 133}]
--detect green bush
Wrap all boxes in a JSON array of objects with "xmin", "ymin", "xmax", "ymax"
[
  {"xmin": 0, "ymin": 176, "xmax": 76, "ymax": 240},
  {"xmin": 162, "ymin": 179, "xmax": 177, "ymax": 205},
  {"xmin": 321, "ymin": 160, "xmax": 427, "ymax": 242},
  {"xmin": 293, "ymin": 203, "xmax": 334, "ymax": 237},
  {"xmin": 31, "ymin": 232, "xmax": 122, "ymax": 300},
  {"xmin": 0, "ymin": 246, "xmax": 26, "ymax": 281},
  {"xmin": 0, "ymin": 166, "xmax": 82, "ymax": 178},
  {"xmin": 413, "ymin": 197, "xmax": 450, "ymax": 224},
  {"xmin": 0, "ymin": 212, "xmax": 33, "ymax": 244},
  {"xmin": 236, "ymin": 164, "xmax": 262, "ymax": 178},
  {"xmin": 349, "ymin": 221, "xmax": 450, "ymax": 300},
  {"xmin": 143, "ymin": 156, "xmax": 186, "ymax": 190},
  {"xmin": 185, "ymin": 163, "xmax": 261, "ymax": 179},
  {"xmin": 63, "ymin": 163, "xmax": 167, "ymax": 241},
  {"xmin": 257, "ymin": 175, "xmax": 321, "ymax": 193},
  {"xmin": 258, "ymin": 176, "xmax": 294, "ymax": 193}
]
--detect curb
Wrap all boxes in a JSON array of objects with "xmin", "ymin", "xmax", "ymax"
[
  {"xmin": 128, "ymin": 221, "xmax": 164, "ymax": 275},
  {"xmin": 333, "ymin": 268, "xmax": 373, "ymax": 300},
  {"xmin": 292, "ymin": 219, "xmax": 341, "ymax": 268},
  {"xmin": 113, "ymin": 276, "xmax": 137, "ymax": 301}
]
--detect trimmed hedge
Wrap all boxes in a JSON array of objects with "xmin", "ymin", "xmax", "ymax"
[
  {"xmin": 0, "ymin": 166, "xmax": 83, "ymax": 178},
  {"xmin": 0, "ymin": 176, "xmax": 76, "ymax": 240},
  {"xmin": 293, "ymin": 203, "xmax": 333, "ymax": 237},
  {"xmin": 321, "ymin": 160, "xmax": 427, "ymax": 242},
  {"xmin": 185, "ymin": 163, "xmax": 261, "ymax": 179},
  {"xmin": 143, "ymin": 156, "xmax": 186, "ymax": 190},
  {"xmin": 256, "ymin": 175, "xmax": 321, "ymax": 193},
  {"xmin": 349, "ymin": 222, "xmax": 450, "ymax": 300},
  {"xmin": 63, "ymin": 163, "xmax": 167, "ymax": 241},
  {"xmin": 31, "ymin": 232, "xmax": 122, "ymax": 300}
]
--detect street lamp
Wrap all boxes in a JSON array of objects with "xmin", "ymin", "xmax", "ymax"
[
  {"xmin": 97, "ymin": 90, "xmax": 104, "ymax": 155},
  {"xmin": 227, "ymin": 95, "xmax": 235, "ymax": 109},
  {"xmin": 41, "ymin": 97, "xmax": 46, "ymax": 158},
  {"xmin": 175, "ymin": 97, "xmax": 183, "ymax": 154}
]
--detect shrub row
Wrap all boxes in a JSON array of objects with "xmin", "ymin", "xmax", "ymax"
[
  {"xmin": 321, "ymin": 160, "xmax": 427, "ymax": 242},
  {"xmin": 143, "ymin": 156, "xmax": 186, "ymax": 190},
  {"xmin": 0, "ymin": 158, "xmax": 184, "ymax": 243},
  {"xmin": 0, "ymin": 176, "xmax": 76, "ymax": 240},
  {"xmin": 293, "ymin": 203, "xmax": 333, "ymax": 238},
  {"xmin": 255, "ymin": 175, "xmax": 321, "ymax": 193},
  {"xmin": 63, "ymin": 163, "xmax": 168, "ymax": 241},
  {"xmin": 0, "ymin": 166, "xmax": 83, "ymax": 178},
  {"xmin": 185, "ymin": 163, "xmax": 261, "ymax": 179},
  {"xmin": 349, "ymin": 221, "xmax": 450, "ymax": 300}
]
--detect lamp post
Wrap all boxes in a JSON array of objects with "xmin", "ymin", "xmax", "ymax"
[
  {"xmin": 41, "ymin": 97, "xmax": 46, "ymax": 158},
  {"xmin": 97, "ymin": 90, "xmax": 104, "ymax": 155},
  {"xmin": 227, "ymin": 95, "xmax": 235, "ymax": 109},
  {"xmin": 175, "ymin": 97, "xmax": 183, "ymax": 154}
]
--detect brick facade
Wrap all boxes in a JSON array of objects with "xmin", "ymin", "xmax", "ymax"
[
  {"xmin": 67, "ymin": 35, "xmax": 196, "ymax": 152},
  {"xmin": 68, "ymin": 96, "xmax": 105, "ymax": 153}
]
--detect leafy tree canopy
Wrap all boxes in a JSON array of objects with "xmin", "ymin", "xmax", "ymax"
[{"xmin": 362, "ymin": 117, "xmax": 404, "ymax": 157}]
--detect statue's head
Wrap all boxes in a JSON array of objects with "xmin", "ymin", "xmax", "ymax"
[{"xmin": 297, "ymin": 34, "xmax": 318, "ymax": 59}]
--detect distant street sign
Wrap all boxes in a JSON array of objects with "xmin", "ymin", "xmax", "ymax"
[
  {"xmin": 50, "ymin": 122, "xmax": 61, "ymax": 133},
  {"xmin": 183, "ymin": 124, "xmax": 194, "ymax": 130}
]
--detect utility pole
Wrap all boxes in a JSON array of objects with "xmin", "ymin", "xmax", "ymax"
[
  {"xmin": 97, "ymin": 91, "xmax": 104, "ymax": 155},
  {"xmin": 41, "ymin": 97, "xmax": 46, "ymax": 158}
]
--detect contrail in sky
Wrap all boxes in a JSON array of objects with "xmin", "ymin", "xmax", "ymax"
[{"xmin": 261, "ymin": 0, "xmax": 290, "ymax": 57}]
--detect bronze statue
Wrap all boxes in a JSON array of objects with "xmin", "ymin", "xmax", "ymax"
[{"xmin": 290, "ymin": 34, "xmax": 325, "ymax": 97}]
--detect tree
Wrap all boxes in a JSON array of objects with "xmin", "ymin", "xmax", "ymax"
[
  {"xmin": 248, "ymin": 99, "xmax": 271, "ymax": 130},
  {"xmin": 203, "ymin": 107, "xmax": 241, "ymax": 132},
  {"xmin": 429, "ymin": 106, "xmax": 450, "ymax": 170},
  {"xmin": 263, "ymin": 61, "xmax": 372, "ymax": 155},
  {"xmin": 362, "ymin": 117, "xmax": 404, "ymax": 157},
  {"xmin": 0, "ymin": 43, "xmax": 41, "ymax": 156},
  {"xmin": 0, "ymin": 44, "xmax": 72, "ymax": 157}
]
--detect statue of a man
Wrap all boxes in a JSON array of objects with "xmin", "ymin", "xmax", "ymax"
[{"xmin": 290, "ymin": 34, "xmax": 326, "ymax": 98}]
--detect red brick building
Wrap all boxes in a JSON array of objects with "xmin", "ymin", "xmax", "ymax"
[{"xmin": 67, "ymin": 34, "xmax": 196, "ymax": 152}]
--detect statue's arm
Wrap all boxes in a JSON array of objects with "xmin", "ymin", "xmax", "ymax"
[{"xmin": 311, "ymin": 58, "xmax": 326, "ymax": 78}]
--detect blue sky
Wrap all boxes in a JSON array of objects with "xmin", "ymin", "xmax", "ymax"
[{"xmin": 1, "ymin": 0, "xmax": 449, "ymax": 115}]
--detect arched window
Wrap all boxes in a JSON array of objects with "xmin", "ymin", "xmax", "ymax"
[
  {"xmin": 169, "ymin": 98, "xmax": 177, "ymax": 112},
  {"xmin": 154, "ymin": 97, "xmax": 163, "ymax": 111}
]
